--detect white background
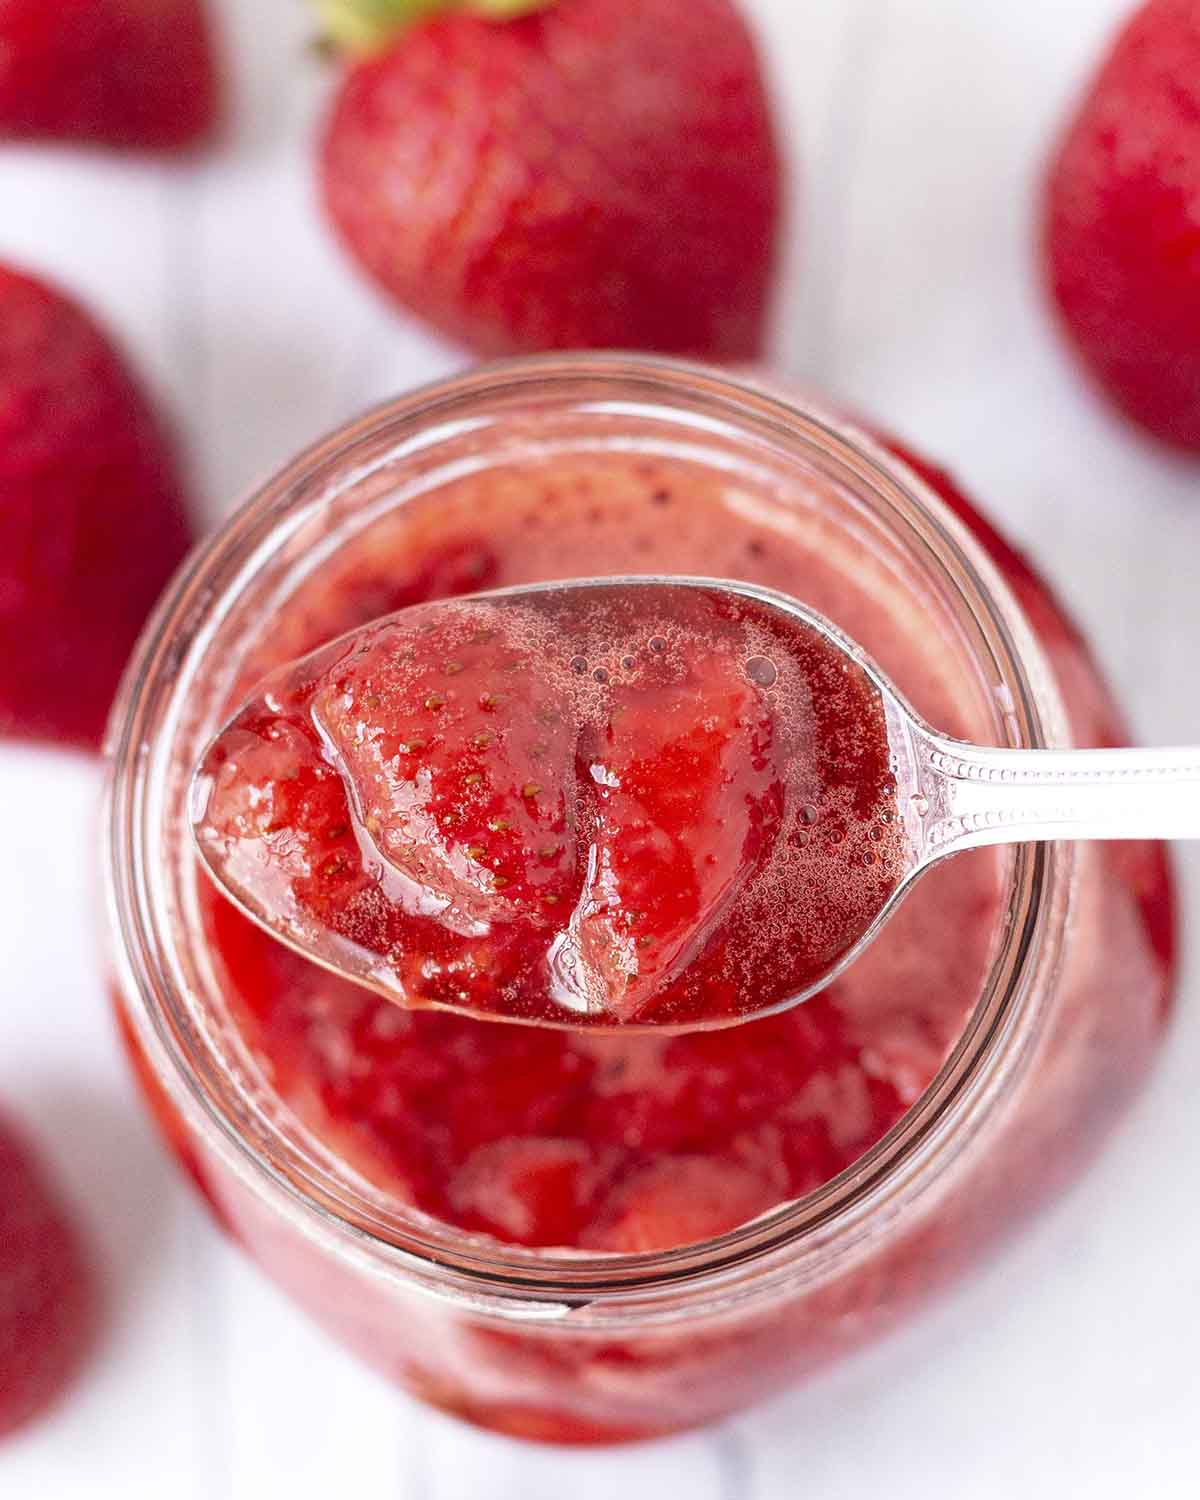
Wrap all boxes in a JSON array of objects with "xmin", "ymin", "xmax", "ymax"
[{"xmin": 2, "ymin": 0, "xmax": 1199, "ymax": 1494}]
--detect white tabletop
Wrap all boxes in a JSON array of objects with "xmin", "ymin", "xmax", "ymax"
[{"xmin": 2, "ymin": 0, "xmax": 1198, "ymax": 1494}]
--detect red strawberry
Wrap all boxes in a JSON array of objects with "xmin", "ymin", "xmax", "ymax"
[
  {"xmin": 0, "ymin": 1112, "xmax": 96, "ymax": 1440},
  {"xmin": 1043, "ymin": 0, "xmax": 1200, "ymax": 451},
  {"xmin": 0, "ymin": 265, "xmax": 195, "ymax": 748},
  {"xmin": 317, "ymin": 0, "xmax": 781, "ymax": 359},
  {"xmin": 0, "ymin": 0, "xmax": 219, "ymax": 150},
  {"xmin": 570, "ymin": 644, "xmax": 780, "ymax": 1021}
]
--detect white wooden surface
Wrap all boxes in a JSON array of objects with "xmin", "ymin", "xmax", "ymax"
[{"xmin": 2, "ymin": 1, "xmax": 1198, "ymax": 1494}]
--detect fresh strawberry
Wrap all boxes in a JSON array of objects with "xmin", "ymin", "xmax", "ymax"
[
  {"xmin": 0, "ymin": 265, "xmax": 195, "ymax": 748},
  {"xmin": 0, "ymin": 0, "xmax": 219, "ymax": 150},
  {"xmin": 571, "ymin": 644, "xmax": 779, "ymax": 1021},
  {"xmin": 0, "ymin": 1112, "xmax": 96, "ymax": 1440},
  {"xmin": 1043, "ymin": 0, "xmax": 1200, "ymax": 451},
  {"xmin": 317, "ymin": 0, "xmax": 781, "ymax": 358}
]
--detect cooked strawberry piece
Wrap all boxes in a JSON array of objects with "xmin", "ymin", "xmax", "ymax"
[
  {"xmin": 569, "ymin": 645, "xmax": 781, "ymax": 1021},
  {"xmin": 310, "ymin": 606, "xmax": 581, "ymax": 927},
  {"xmin": 449, "ymin": 1137, "xmax": 602, "ymax": 1245},
  {"xmin": 583, "ymin": 1156, "xmax": 778, "ymax": 1253}
]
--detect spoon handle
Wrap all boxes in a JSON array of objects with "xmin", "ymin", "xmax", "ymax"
[{"xmin": 910, "ymin": 730, "xmax": 1200, "ymax": 857}]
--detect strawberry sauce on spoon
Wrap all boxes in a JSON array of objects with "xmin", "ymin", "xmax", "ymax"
[{"xmin": 190, "ymin": 579, "xmax": 907, "ymax": 1029}]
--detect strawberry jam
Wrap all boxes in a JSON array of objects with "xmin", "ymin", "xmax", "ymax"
[
  {"xmin": 194, "ymin": 583, "xmax": 907, "ymax": 1027},
  {"xmin": 113, "ymin": 385, "xmax": 1175, "ymax": 1443}
]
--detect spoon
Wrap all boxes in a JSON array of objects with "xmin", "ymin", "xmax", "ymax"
[{"xmin": 190, "ymin": 576, "xmax": 1200, "ymax": 1032}]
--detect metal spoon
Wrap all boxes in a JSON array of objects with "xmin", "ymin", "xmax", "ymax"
[{"xmin": 191, "ymin": 576, "xmax": 1200, "ymax": 1030}]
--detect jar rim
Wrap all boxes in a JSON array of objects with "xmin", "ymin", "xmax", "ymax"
[{"xmin": 104, "ymin": 353, "xmax": 1067, "ymax": 1318}]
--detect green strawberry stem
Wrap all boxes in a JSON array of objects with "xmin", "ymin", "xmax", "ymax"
[{"xmin": 316, "ymin": 0, "xmax": 552, "ymax": 50}]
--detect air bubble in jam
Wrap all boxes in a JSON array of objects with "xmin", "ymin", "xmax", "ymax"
[
  {"xmin": 745, "ymin": 655, "xmax": 778, "ymax": 687},
  {"xmin": 193, "ymin": 583, "xmax": 910, "ymax": 1029}
]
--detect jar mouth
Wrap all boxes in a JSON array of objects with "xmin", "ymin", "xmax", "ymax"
[{"xmin": 104, "ymin": 354, "xmax": 1065, "ymax": 1312}]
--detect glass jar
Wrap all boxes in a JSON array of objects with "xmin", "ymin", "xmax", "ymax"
[{"xmin": 103, "ymin": 356, "xmax": 1175, "ymax": 1445}]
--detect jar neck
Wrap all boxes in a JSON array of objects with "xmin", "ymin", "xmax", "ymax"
[{"xmin": 105, "ymin": 354, "xmax": 1069, "ymax": 1314}]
